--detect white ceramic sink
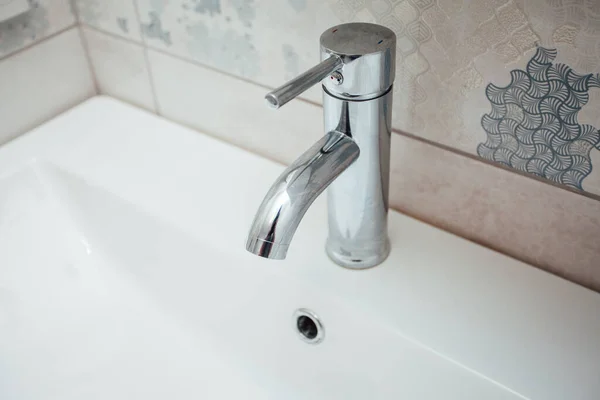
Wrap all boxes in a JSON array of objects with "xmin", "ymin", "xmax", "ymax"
[{"xmin": 1, "ymin": 97, "xmax": 598, "ymax": 399}]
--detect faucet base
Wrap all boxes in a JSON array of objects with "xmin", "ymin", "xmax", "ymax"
[
  {"xmin": 325, "ymin": 238, "xmax": 390, "ymax": 269},
  {"xmin": 322, "ymin": 87, "xmax": 392, "ymax": 270}
]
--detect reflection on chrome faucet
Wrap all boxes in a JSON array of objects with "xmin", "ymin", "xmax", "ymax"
[
  {"xmin": 246, "ymin": 23, "xmax": 396, "ymax": 269},
  {"xmin": 246, "ymin": 130, "xmax": 359, "ymax": 259}
]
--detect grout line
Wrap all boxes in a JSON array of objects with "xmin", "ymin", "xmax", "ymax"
[
  {"xmin": 392, "ymin": 129, "xmax": 600, "ymax": 202},
  {"xmin": 69, "ymin": 0, "xmax": 79, "ymax": 24},
  {"xmin": 0, "ymin": 23, "xmax": 77, "ymax": 62},
  {"xmin": 147, "ymin": 43, "xmax": 324, "ymax": 108},
  {"xmin": 76, "ymin": 25, "xmax": 600, "ymax": 203},
  {"xmin": 131, "ymin": 0, "xmax": 160, "ymax": 114},
  {"xmin": 77, "ymin": 26, "xmax": 100, "ymax": 94},
  {"xmin": 142, "ymin": 44, "xmax": 161, "ymax": 113},
  {"xmin": 69, "ymin": 0, "xmax": 100, "ymax": 93},
  {"xmin": 80, "ymin": 23, "xmax": 142, "ymax": 44},
  {"xmin": 81, "ymin": 24, "xmax": 307, "ymax": 102},
  {"xmin": 157, "ymin": 112, "xmax": 290, "ymax": 168}
]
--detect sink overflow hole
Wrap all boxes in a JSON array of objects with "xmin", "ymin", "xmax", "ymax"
[
  {"xmin": 293, "ymin": 309, "xmax": 324, "ymax": 344},
  {"xmin": 297, "ymin": 315, "xmax": 318, "ymax": 340}
]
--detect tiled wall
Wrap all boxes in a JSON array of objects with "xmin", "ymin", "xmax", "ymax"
[
  {"xmin": 75, "ymin": 0, "xmax": 600, "ymax": 194},
  {"xmin": 73, "ymin": 0, "xmax": 600, "ymax": 291},
  {"xmin": 0, "ymin": 0, "xmax": 96, "ymax": 145}
]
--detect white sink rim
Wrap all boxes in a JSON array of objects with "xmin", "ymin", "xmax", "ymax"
[{"xmin": 0, "ymin": 96, "xmax": 598, "ymax": 400}]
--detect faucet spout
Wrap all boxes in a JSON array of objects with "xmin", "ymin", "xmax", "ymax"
[{"xmin": 246, "ymin": 131, "xmax": 359, "ymax": 259}]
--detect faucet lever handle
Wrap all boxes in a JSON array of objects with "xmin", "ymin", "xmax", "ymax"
[{"xmin": 265, "ymin": 55, "xmax": 342, "ymax": 109}]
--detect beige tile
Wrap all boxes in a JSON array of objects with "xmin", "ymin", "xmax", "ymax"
[
  {"xmin": 0, "ymin": 28, "xmax": 96, "ymax": 145},
  {"xmin": 147, "ymin": 49, "xmax": 323, "ymax": 165},
  {"xmin": 82, "ymin": 27, "xmax": 155, "ymax": 111},
  {"xmin": 389, "ymin": 134, "xmax": 600, "ymax": 291}
]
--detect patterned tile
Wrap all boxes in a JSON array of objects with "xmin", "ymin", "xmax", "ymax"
[
  {"xmin": 437, "ymin": 0, "xmax": 462, "ymax": 16},
  {"xmin": 466, "ymin": 0, "xmax": 494, "ymax": 22},
  {"xmin": 420, "ymin": 4, "xmax": 447, "ymax": 26},
  {"xmin": 74, "ymin": 0, "xmax": 141, "ymax": 41},
  {"xmin": 353, "ymin": 7, "xmax": 377, "ymax": 23},
  {"xmin": 407, "ymin": 20, "xmax": 432, "ymax": 43},
  {"xmin": 136, "ymin": 0, "xmax": 340, "ymax": 103},
  {"xmin": 496, "ymin": 1, "xmax": 528, "ymax": 33},
  {"xmin": 393, "ymin": 0, "xmax": 419, "ymax": 24},
  {"xmin": 396, "ymin": 34, "xmax": 417, "ymax": 55},
  {"xmin": 492, "ymin": 39, "xmax": 520, "ymax": 63},
  {"xmin": 524, "ymin": 1, "xmax": 600, "ymax": 72},
  {"xmin": 0, "ymin": 0, "xmax": 75, "ymax": 59},
  {"xmin": 510, "ymin": 25, "xmax": 540, "ymax": 53},
  {"xmin": 84, "ymin": 0, "xmax": 600, "ymax": 197},
  {"xmin": 478, "ymin": 47, "xmax": 600, "ymax": 190},
  {"xmin": 410, "ymin": 0, "xmax": 434, "ymax": 12},
  {"xmin": 379, "ymin": 14, "xmax": 405, "ymax": 36},
  {"xmin": 343, "ymin": 0, "xmax": 366, "ymax": 11},
  {"xmin": 366, "ymin": 0, "xmax": 393, "ymax": 18},
  {"xmin": 477, "ymin": 16, "xmax": 507, "ymax": 47}
]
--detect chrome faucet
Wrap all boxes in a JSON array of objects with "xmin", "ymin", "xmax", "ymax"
[{"xmin": 246, "ymin": 23, "xmax": 396, "ymax": 269}]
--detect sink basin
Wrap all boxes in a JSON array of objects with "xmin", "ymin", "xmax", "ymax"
[
  {"xmin": 0, "ymin": 164, "xmax": 508, "ymax": 399},
  {"xmin": 1, "ymin": 97, "xmax": 598, "ymax": 399},
  {"xmin": 0, "ymin": 163, "xmax": 270, "ymax": 398}
]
